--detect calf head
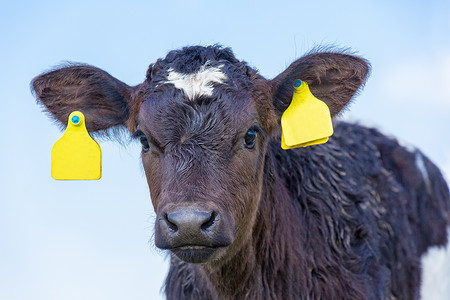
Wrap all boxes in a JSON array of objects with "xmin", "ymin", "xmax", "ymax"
[{"xmin": 32, "ymin": 45, "xmax": 369, "ymax": 264}]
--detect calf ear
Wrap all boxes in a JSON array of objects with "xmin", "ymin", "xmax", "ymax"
[
  {"xmin": 31, "ymin": 64, "xmax": 134, "ymax": 132},
  {"xmin": 270, "ymin": 51, "xmax": 370, "ymax": 117}
]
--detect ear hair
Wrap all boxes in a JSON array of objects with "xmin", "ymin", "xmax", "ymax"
[
  {"xmin": 271, "ymin": 50, "xmax": 370, "ymax": 118},
  {"xmin": 31, "ymin": 63, "xmax": 134, "ymax": 134}
]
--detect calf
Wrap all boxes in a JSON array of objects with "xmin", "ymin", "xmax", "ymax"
[{"xmin": 32, "ymin": 45, "xmax": 450, "ymax": 299}]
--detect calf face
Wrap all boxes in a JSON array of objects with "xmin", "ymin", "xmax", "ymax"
[{"xmin": 32, "ymin": 45, "xmax": 369, "ymax": 264}]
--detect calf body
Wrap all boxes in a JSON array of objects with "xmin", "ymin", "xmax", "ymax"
[
  {"xmin": 165, "ymin": 122, "xmax": 449, "ymax": 299},
  {"xmin": 32, "ymin": 45, "xmax": 450, "ymax": 299}
]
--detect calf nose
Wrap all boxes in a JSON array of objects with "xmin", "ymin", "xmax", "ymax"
[
  {"xmin": 166, "ymin": 210, "xmax": 216, "ymax": 232},
  {"xmin": 160, "ymin": 209, "xmax": 218, "ymax": 247}
]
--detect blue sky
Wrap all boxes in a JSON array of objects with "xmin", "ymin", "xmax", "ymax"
[{"xmin": 1, "ymin": 1, "xmax": 449, "ymax": 299}]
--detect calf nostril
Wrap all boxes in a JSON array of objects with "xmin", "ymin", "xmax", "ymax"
[
  {"xmin": 201, "ymin": 211, "xmax": 217, "ymax": 231},
  {"xmin": 164, "ymin": 213, "xmax": 178, "ymax": 232}
]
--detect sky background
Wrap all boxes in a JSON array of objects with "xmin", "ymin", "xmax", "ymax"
[{"xmin": 1, "ymin": 0, "xmax": 449, "ymax": 299}]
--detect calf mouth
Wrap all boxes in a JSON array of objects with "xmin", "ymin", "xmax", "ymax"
[{"xmin": 170, "ymin": 245, "xmax": 225, "ymax": 263}]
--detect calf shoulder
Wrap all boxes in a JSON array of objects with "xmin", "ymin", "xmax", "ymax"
[{"xmin": 269, "ymin": 121, "xmax": 449, "ymax": 299}]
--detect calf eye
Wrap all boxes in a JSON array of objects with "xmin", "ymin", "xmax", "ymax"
[
  {"xmin": 244, "ymin": 129, "xmax": 257, "ymax": 149},
  {"xmin": 134, "ymin": 130, "xmax": 150, "ymax": 153}
]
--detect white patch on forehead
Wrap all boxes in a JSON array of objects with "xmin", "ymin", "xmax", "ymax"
[{"xmin": 165, "ymin": 63, "xmax": 228, "ymax": 100}]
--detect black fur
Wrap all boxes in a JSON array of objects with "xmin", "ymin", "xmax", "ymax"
[
  {"xmin": 31, "ymin": 45, "xmax": 450, "ymax": 300},
  {"xmin": 164, "ymin": 122, "xmax": 449, "ymax": 299}
]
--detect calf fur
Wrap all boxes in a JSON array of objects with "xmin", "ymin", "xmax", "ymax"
[{"xmin": 32, "ymin": 45, "xmax": 450, "ymax": 299}]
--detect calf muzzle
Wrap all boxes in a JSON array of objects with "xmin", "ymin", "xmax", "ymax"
[{"xmin": 155, "ymin": 207, "xmax": 234, "ymax": 263}]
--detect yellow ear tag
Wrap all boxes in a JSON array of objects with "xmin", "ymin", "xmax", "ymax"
[
  {"xmin": 51, "ymin": 111, "xmax": 102, "ymax": 180},
  {"xmin": 281, "ymin": 80, "xmax": 333, "ymax": 150}
]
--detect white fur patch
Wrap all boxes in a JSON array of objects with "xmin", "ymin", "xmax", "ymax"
[
  {"xmin": 421, "ymin": 228, "xmax": 450, "ymax": 299},
  {"xmin": 415, "ymin": 152, "xmax": 428, "ymax": 179},
  {"xmin": 166, "ymin": 63, "xmax": 227, "ymax": 100},
  {"xmin": 415, "ymin": 151, "xmax": 432, "ymax": 193},
  {"xmin": 398, "ymin": 139, "xmax": 417, "ymax": 154}
]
